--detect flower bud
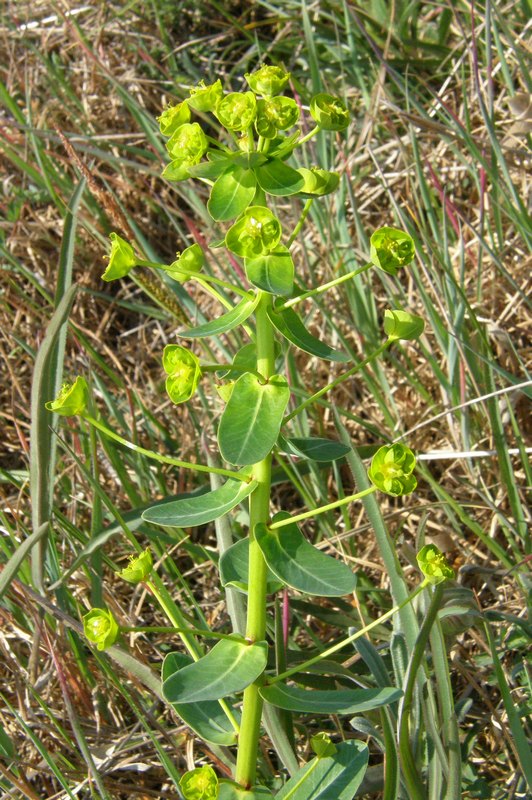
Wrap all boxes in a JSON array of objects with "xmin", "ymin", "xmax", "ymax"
[
  {"xmin": 225, "ymin": 206, "xmax": 282, "ymax": 258},
  {"xmin": 255, "ymin": 97, "xmax": 300, "ymax": 138},
  {"xmin": 164, "ymin": 243, "xmax": 204, "ymax": 283},
  {"xmin": 45, "ymin": 376, "xmax": 89, "ymax": 417},
  {"xmin": 368, "ymin": 443, "xmax": 417, "ymax": 496},
  {"xmin": 158, "ymin": 101, "xmax": 191, "ymax": 137},
  {"xmin": 245, "ymin": 65, "xmax": 290, "ymax": 97},
  {"xmin": 180, "ymin": 765, "xmax": 218, "ymax": 800},
  {"xmin": 101, "ymin": 233, "xmax": 137, "ymax": 282},
  {"xmin": 296, "ymin": 167, "xmax": 339, "ymax": 196},
  {"xmin": 162, "ymin": 345, "xmax": 201, "ymax": 404},
  {"xmin": 309, "ymin": 93, "xmax": 349, "ymax": 131},
  {"xmin": 216, "ymin": 92, "xmax": 257, "ymax": 132},
  {"xmin": 417, "ymin": 544, "xmax": 455, "ymax": 585},
  {"xmin": 384, "ymin": 309, "xmax": 425, "ymax": 341},
  {"xmin": 83, "ymin": 608, "xmax": 119, "ymax": 651},
  {"xmin": 187, "ymin": 79, "xmax": 223, "ymax": 112},
  {"xmin": 116, "ymin": 548, "xmax": 153, "ymax": 584},
  {"xmin": 370, "ymin": 227, "xmax": 415, "ymax": 276}
]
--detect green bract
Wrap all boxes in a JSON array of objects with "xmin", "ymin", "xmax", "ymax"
[
  {"xmin": 216, "ymin": 92, "xmax": 257, "ymax": 132},
  {"xmin": 83, "ymin": 608, "xmax": 119, "ymax": 651},
  {"xmin": 309, "ymin": 93, "xmax": 349, "ymax": 131},
  {"xmin": 164, "ymin": 123, "xmax": 208, "ymax": 181},
  {"xmin": 370, "ymin": 227, "xmax": 415, "ymax": 275},
  {"xmin": 158, "ymin": 101, "xmax": 191, "ymax": 137},
  {"xmin": 245, "ymin": 65, "xmax": 290, "ymax": 97},
  {"xmin": 187, "ymin": 79, "xmax": 223, "ymax": 112},
  {"xmin": 384, "ymin": 309, "xmax": 425, "ymax": 341},
  {"xmin": 101, "ymin": 232, "xmax": 136, "ymax": 282},
  {"xmin": 417, "ymin": 544, "xmax": 455, "ymax": 585},
  {"xmin": 180, "ymin": 765, "xmax": 218, "ymax": 800},
  {"xmin": 45, "ymin": 376, "xmax": 89, "ymax": 417},
  {"xmin": 117, "ymin": 548, "xmax": 153, "ymax": 584},
  {"xmin": 311, "ymin": 732, "xmax": 337, "ymax": 759},
  {"xmin": 297, "ymin": 167, "xmax": 340, "ymax": 196},
  {"xmin": 225, "ymin": 206, "xmax": 282, "ymax": 258},
  {"xmin": 165, "ymin": 243, "xmax": 205, "ymax": 283},
  {"xmin": 368, "ymin": 443, "xmax": 417, "ymax": 496},
  {"xmin": 255, "ymin": 97, "xmax": 299, "ymax": 138},
  {"xmin": 162, "ymin": 344, "xmax": 201, "ymax": 404}
]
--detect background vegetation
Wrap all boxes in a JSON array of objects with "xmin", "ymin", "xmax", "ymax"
[{"xmin": 0, "ymin": 1, "xmax": 530, "ymax": 798}]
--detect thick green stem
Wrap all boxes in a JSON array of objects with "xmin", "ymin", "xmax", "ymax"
[{"xmin": 235, "ymin": 292, "xmax": 275, "ymax": 788}]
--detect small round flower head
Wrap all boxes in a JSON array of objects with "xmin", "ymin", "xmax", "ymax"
[
  {"xmin": 245, "ymin": 65, "xmax": 291, "ymax": 97},
  {"xmin": 164, "ymin": 123, "xmax": 209, "ymax": 182},
  {"xmin": 309, "ymin": 93, "xmax": 349, "ymax": 131},
  {"xmin": 370, "ymin": 227, "xmax": 415, "ymax": 276},
  {"xmin": 116, "ymin": 548, "xmax": 153, "ymax": 584},
  {"xmin": 417, "ymin": 544, "xmax": 455, "ymax": 585},
  {"xmin": 162, "ymin": 345, "xmax": 201, "ymax": 404},
  {"xmin": 225, "ymin": 206, "xmax": 282, "ymax": 258},
  {"xmin": 157, "ymin": 101, "xmax": 191, "ymax": 137},
  {"xmin": 101, "ymin": 233, "xmax": 137, "ymax": 282},
  {"xmin": 179, "ymin": 765, "xmax": 218, "ymax": 800},
  {"xmin": 187, "ymin": 79, "xmax": 223, "ymax": 112},
  {"xmin": 164, "ymin": 243, "xmax": 204, "ymax": 283},
  {"xmin": 45, "ymin": 376, "xmax": 89, "ymax": 417},
  {"xmin": 368, "ymin": 443, "xmax": 417, "ymax": 496},
  {"xmin": 255, "ymin": 97, "xmax": 299, "ymax": 138},
  {"xmin": 216, "ymin": 92, "xmax": 257, "ymax": 132},
  {"xmin": 384, "ymin": 309, "xmax": 425, "ymax": 341},
  {"xmin": 83, "ymin": 608, "xmax": 119, "ymax": 651}
]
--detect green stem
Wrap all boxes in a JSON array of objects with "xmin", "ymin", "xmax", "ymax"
[
  {"xmin": 235, "ymin": 292, "xmax": 275, "ymax": 788},
  {"xmin": 83, "ymin": 415, "xmax": 248, "ymax": 482},
  {"xmin": 287, "ymin": 199, "xmax": 314, "ymax": 247},
  {"xmin": 398, "ymin": 582, "xmax": 445, "ymax": 800},
  {"xmin": 269, "ymin": 582, "xmax": 429, "ymax": 686},
  {"xmin": 120, "ymin": 625, "xmax": 244, "ymax": 641},
  {"xmin": 279, "ymin": 262, "xmax": 373, "ymax": 310},
  {"xmin": 283, "ymin": 339, "xmax": 392, "ymax": 424},
  {"xmin": 296, "ymin": 125, "xmax": 320, "ymax": 146},
  {"xmin": 268, "ymin": 486, "xmax": 377, "ymax": 529}
]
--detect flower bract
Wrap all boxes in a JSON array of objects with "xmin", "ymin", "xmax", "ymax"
[
  {"xmin": 180, "ymin": 765, "xmax": 218, "ymax": 800},
  {"xmin": 165, "ymin": 243, "xmax": 205, "ymax": 283},
  {"xmin": 255, "ymin": 97, "xmax": 300, "ymax": 138},
  {"xmin": 417, "ymin": 544, "xmax": 455, "ymax": 585},
  {"xmin": 164, "ymin": 123, "xmax": 208, "ymax": 181},
  {"xmin": 117, "ymin": 548, "xmax": 153, "ymax": 584},
  {"xmin": 245, "ymin": 65, "xmax": 290, "ymax": 97},
  {"xmin": 216, "ymin": 92, "xmax": 257, "ymax": 132},
  {"xmin": 162, "ymin": 345, "xmax": 201, "ymax": 404},
  {"xmin": 45, "ymin": 376, "xmax": 89, "ymax": 417},
  {"xmin": 370, "ymin": 227, "xmax": 415, "ymax": 275},
  {"xmin": 158, "ymin": 101, "xmax": 191, "ymax": 137},
  {"xmin": 368, "ymin": 443, "xmax": 417, "ymax": 496},
  {"xmin": 187, "ymin": 79, "xmax": 223, "ymax": 112},
  {"xmin": 101, "ymin": 233, "xmax": 137, "ymax": 282},
  {"xmin": 309, "ymin": 93, "xmax": 349, "ymax": 131},
  {"xmin": 83, "ymin": 608, "xmax": 119, "ymax": 651},
  {"xmin": 225, "ymin": 206, "xmax": 282, "ymax": 258},
  {"xmin": 384, "ymin": 309, "xmax": 425, "ymax": 341},
  {"xmin": 297, "ymin": 167, "xmax": 339, "ymax": 196}
]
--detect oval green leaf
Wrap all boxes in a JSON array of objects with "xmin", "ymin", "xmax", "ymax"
[
  {"xmin": 245, "ymin": 246, "xmax": 294, "ymax": 296},
  {"xmin": 162, "ymin": 653, "xmax": 238, "ymax": 745},
  {"xmin": 178, "ymin": 294, "xmax": 259, "ymax": 339},
  {"xmin": 267, "ymin": 304, "xmax": 349, "ymax": 362},
  {"xmin": 275, "ymin": 740, "xmax": 368, "ymax": 800},
  {"xmin": 208, "ymin": 165, "xmax": 257, "ymax": 221},
  {"xmin": 280, "ymin": 436, "xmax": 351, "ymax": 462},
  {"xmin": 219, "ymin": 538, "xmax": 284, "ymax": 594},
  {"xmin": 162, "ymin": 638, "xmax": 268, "ymax": 703},
  {"xmin": 260, "ymin": 684, "xmax": 402, "ymax": 714},
  {"xmin": 218, "ymin": 373, "xmax": 290, "ymax": 466},
  {"xmin": 142, "ymin": 472, "xmax": 256, "ymax": 528},
  {"xmin": 255, "ymin": 159, "xmax": 305, "ymax": 196},
  {"xmin": 255, "ymin": 512, "xmax": 357, "ymax": 597}
]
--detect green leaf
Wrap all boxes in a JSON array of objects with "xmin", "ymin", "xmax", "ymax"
[
  {"xmin": 218, "ymin": 373, "xmax": 290, "ymax": 466},
  {"xmin": 162, "ymin": 638, "xmax": 267, "ymax": 703},
  {"xmin": 255, "ymin": 512, "xmax": 357, "ymax": 597},
  {"xmin": 162, "ymin": 653, "xmax": 238, "ymax": 745},
  {"xmin": 178, "ymin": 294, "xmax": 259, "ymax": 339},
  {"xmin": 208, "ymin": 165, "xmax": 257, "ymax": 221},
  {"xmin": 245, "ymin": 246, "xmax": 294, "ymax": 296},
  {"xmin": 188, "ymin": 154, "xmax": 233, "ymax": 180},
  {"xmin": 260, "ymin": 684, "xmax": 402, "ymax": 714},
  {"xmin": 275, "ymin": 740, "xmax": 368, "ymax": 800},
  {"xmin": 219, "ymin": 782, "xmax": 274, "ymax": 800},
  {"xmin": 219, "ymin": 538, "xmax": 284, "ymax": 594},
  {"xmin": 267, "ymin": 304, "xmax": 349, "ymax": 362},
  {"xmin": 142, "ymin": 472, "xmax": 256, "ymax": 528},
  {"xmin": 255, "ymin": 159, "xmax": 305, "ymax": 196},
  {"xmin": 279, "ymin": 436, "xmax": 351, "ymax": 462}
]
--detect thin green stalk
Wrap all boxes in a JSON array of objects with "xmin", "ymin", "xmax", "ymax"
[
  {"xmin": 297, "ymin": 125, "xmax": 320, "ymax": 146},
  {"xmin": 283, "ymin": 339, "xmax": 392, "ymax": 423},
  {"xmin": 279, "ymin": 262, "xmax": 373, "ymax": 309},
  {"xmin": 268, "ymin": 486, "xmax": 377, "ymax": 529},
  {"xmin": 82, "ymin": 415, "xmax": 248, "ymax": 482},
  {"xmin": 398, "ymin": 583, "xmax": 445, "ymax": 800},
  {"xmin": 287, "ymin": 198, "xmax": 314, "ymax": 247},
  {"xmin": 235, "ymin": 291, "xmax": 276, "ymax": 788},
  {"xmin": 121, "ymin": 625, "xmax": 243, "ymax": 641}
]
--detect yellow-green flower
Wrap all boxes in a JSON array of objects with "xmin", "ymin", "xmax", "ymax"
[
  {"xmin": 116, "ymin": 548, "xmax": 153, "ymax": 584},
  {"xmin": 216, "ymin": 92, "xmax": 257, "ymax": 132},
  {"xmin": 180, "ymin": 765, "xmax": 218, "ymax": 800},
  {"xmin": 162, "ymin": 345, "xmax": 202, "ymax": 404},
  {"xmin": 245, "ymin": 65, "xmax": 290, "ymax": 97},
  {"xmin": 158, "ymin": 101, "xmax": 191, "ymax": 137},
  {"xmin": 164, "ymin": 243, "xmax": 204, "ymax": 283},
  {"xmin": 83, "ymin": 608, "xmax": 119, "ymax": 651},
  {"xmin": 309, "ymin": 93, "xmax": 349, "ymax": 131},
  {"xmin": 101, "ymin": 233, "xmax": 137, "ymax": 282},
  {"xmin": 45, "ymin": 376, "xmax": 89, "ymax": 417},
  {"xmin": 255, "ymin": 97, "xmax": 299, "ymax": 138},
  {"xmin": 164, "ymin": 123, "xmax": 208, "ymax": 181},
  {"xmin": 368, "ymin": 443, "xmax": 417, "ymax": 496},
  {"xmin": 225, "ymin": 206, "xmax": 282, "ymax": 258},
  {"xmin": 417, "ymin": 544, "xmax": 455, "ymax": 585},
  {"xmin": 370, "ymin": 227, "xmax": 415, "ymax": 276},
  {"xmin": 187, "ymin": 79, "xmax": 223, "ymax": 112}
]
